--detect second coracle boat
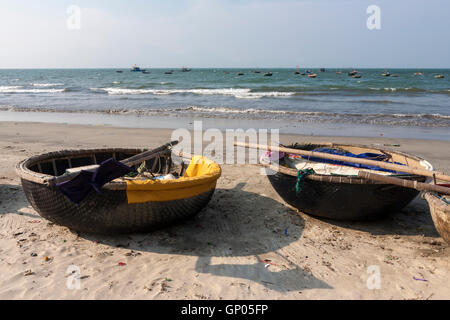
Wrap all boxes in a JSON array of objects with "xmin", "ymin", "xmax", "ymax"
[{"xmin": 263, "ymin": 143, "xmax": 433, "ymax": 221}]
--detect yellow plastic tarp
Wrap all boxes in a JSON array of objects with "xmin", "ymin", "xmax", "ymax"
[{"xmin": 126, "ymin": 155, "xmax": 221, "ymax": 204}]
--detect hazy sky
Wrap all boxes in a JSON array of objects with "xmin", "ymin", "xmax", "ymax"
[{"xmin": 0, "ymin": 0, "xmax": 449, "ymax": 68}]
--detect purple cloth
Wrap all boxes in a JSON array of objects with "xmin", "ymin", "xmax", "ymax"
[{"xmin": 56, "ymin": 158, "xmax": 133, "ymax": 204}]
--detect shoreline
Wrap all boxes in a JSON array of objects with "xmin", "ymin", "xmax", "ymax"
[
  {"xmin": 1, "ymin": 111, "xmax": 449, "ymax": 141},
  {"xmin": 0, "ymin": 122, "xmax": 449, "ymax": 300}
]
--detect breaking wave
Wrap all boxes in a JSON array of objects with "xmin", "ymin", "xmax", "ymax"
[
  {"xmin": 90, "ymin": 87, "xmax": 295, "ymax": 99},
  {"xmin": 89, "ymin": 85, "xmax": 450, "ymax": 99},
  {"xmin": 30, "ymin": 83, "xmax": 64, "ymax": 87},
  {"xmin": 0, "ymin": 86, "xmax": 65, "ymax": 93},
  {"xmin": 1, "ymin": 105, "xmax": 449, "ymax": 127}
]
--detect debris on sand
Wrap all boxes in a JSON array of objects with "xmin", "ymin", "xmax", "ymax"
[
  {"xmin": 125, "ymin": 250, "xmax": 141, "ymax": 257},
  {"xmin": 413, "ymin": 277, "xmax": 428, "ymax": 282},
  {"xmin": 24, "ymin": 270, "xmax": 34, "ymax": 276}
]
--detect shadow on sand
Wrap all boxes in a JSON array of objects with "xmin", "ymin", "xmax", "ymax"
[
  {"xmin": 310, "ymin": 197, "xmax": 440, "ymax": 238},
  {"xmin": 0, "ymin": 184, "xmax": 39, "ymax": 219},
  {"xmin": 80, "ymin": 182, "xmax": 332, "ymax": 292}
]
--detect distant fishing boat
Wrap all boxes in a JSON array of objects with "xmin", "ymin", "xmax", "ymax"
[
  {"xmin": 131, "ymin": 65, "xmax": 144, "ymax": 72},
  {"xmin": 320, "ymin": 68, "xmax": 325, "ymax": 72},
  {"xmin": 381, "ymin": 71, "xmax": 391, "ymax": 77},
  {"xmin": 237, "ymin": 72, "xmax": 244, "ymax": 76},
  {"xmin": 414, "ymin": 72, "xmax": 423, "ymax": 76},
  {"xmin": 308, "ymin": 73, "xmax": 317, "ymax": 78},
  {"xmin": 165, "ymin": 70, "xmax": 174, "ymax": 75},
  {"xmin": 352, "ymin": 74, "xmax": 361, "ymax": 78},
  {"xmin": 348, "ymin": 70, "xmax": 358, "ymax": 76},
  {"xmin": 181, "ymin": 67, "xmax": 192, "ymax": 72},
  {"xmin": 264, "ymin": 72, "xmax": 273, "ymax": 77},
  {"xmin": 116, "ymin": 70, "xmax": 123, "ymax": 73},
  {"xmin": 142, "ymin": 71, "xmax": 150, "ymax": 74},
  {"xmin": 435, "ymin": 74, "xmax": 445, "ymax": 79},
  {"xmin": 253, "ymin": 70, "xmax": 261, "ymax": 74}
]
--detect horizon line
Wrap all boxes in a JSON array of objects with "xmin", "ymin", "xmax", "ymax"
[{"xmin": 1, "ymin": 67, "xmax": 449, "ymax": 70}]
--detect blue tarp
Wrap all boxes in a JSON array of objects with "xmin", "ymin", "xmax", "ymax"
[{"xmin": 302, "ymin": 147, "xmax": 405, "ymax": 173}]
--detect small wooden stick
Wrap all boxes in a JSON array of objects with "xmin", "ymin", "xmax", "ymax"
[
  {"xmin": 358, "ymin": 171, "xmax": 450, "ymax": 195},
  {"xmin": 121, "ymin": 141, "xmax": 178, "ymax": 166}
]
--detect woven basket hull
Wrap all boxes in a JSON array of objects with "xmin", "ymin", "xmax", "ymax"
[
  {"xmin": 16, "ymin": 148, "xmax": 218, "ymax": 234},
  {"xmin": 424, "ymin": 192, "xmax": 450, "ymax": 244},
  {"xmin": 267, "ymin": 143, "xmax": 430, "ymax": 221},
  {"xmin": 21, "ymin": 179, "xmax": 215, "ymax": 234},
  {"xmin": 268, "ymin": 173, "xmax": 421, "ymax": 221}
]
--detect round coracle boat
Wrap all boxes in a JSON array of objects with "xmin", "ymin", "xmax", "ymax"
[
  {"xmin": 16, "ymin": 148, "xmax": 221, "ymax": 234},
  {"xmin": 424, "ymin": 191, "xmax": 450, "ymax": 244},
  {"xmin": 266, "ymin": 143, "xmax": 433, "ymax": 221}
]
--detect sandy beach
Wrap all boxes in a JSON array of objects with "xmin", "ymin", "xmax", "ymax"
[{"xmin": 0, "ymin": 121, "xmax": 449, "ymax": 300}]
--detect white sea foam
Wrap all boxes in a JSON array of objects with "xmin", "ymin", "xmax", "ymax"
[
  {"xmin": 187, "ymin": 106, "xmax": 261, "ymax": 114},
  {"xmin": 30, "ymin": 83, "xmax": 64, "ymax": 87},
  {"xmin": 91, "ymin": 87, "xmax": 295, "ymax": 99},
  {"xmin": 0, "ymin": 86, "xmax": 65, "ymax": 93},
  {"xmin": 184, "ymin": 107, "xmax": 450, "ymax": 121},
  {"xmin": 0, "ymin": 86, "xmax": 23, "ymax": 91},
  {"xmin": 186, "ymin": 106, "xmax": 303, "ymax": 115}
]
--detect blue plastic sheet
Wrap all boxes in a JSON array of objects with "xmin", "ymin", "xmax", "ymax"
[{"xmin": 302, "ymin": 147, "xmax": 405, "ymax": 173}]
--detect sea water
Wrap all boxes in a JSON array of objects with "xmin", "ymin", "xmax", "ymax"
[{"xmin": 0, "ymin": 68, "xmax": 449, "ymax": 139}]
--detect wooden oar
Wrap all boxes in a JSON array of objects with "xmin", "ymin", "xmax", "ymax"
[
  {"xmin": 119, "ymin": 141, "xmax": 178, "ymax": 166},
  {"xmin": 358, "ymin": 171, "xmax": 450, "ymax": 196},
  {"xmin": 260, "ymin": 162, "xmax": 450, "ymax": 196},
  {"xmin": 48, "ymin": 141, "xmax": 179, "ymax": 186},
  {"xmin": 234, "ymin": 141, "xmax": 450, "ymax": 182}
]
